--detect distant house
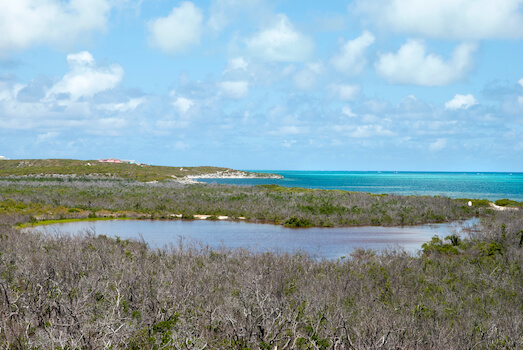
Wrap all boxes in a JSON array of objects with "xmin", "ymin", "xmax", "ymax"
[
  {"xmin": 98, "ymin": 158, "xmax": 140, "ymax": 165},
  {"xmin": 98, "ymin": 158, "xmax": 122, "ymax": 163}
]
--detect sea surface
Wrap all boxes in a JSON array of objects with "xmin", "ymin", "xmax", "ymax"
[
  {"xmin": 30, "ymin": 218, "xmax": 478, "ymax": 260},
  {"xmin": 198, "ymin": 171, "xmax": 523, "ymax": 202}
]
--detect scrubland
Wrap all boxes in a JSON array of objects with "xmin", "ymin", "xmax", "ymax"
[{"xmin": 0, "ymin": 177, "xmax": 522, "ymax": 349}]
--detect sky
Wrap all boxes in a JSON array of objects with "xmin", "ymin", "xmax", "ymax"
[{"xmin": 0, "ymin": 0, "xmax": 522, "ymax": 171}]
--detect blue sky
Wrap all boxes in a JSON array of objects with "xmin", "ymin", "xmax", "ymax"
[{"xmin": 1, "ymin": 0, "xmax": 522, "ymax": 171}]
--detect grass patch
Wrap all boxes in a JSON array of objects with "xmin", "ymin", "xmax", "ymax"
[{"xmin": 17, "ymin": 216, "xmax": 134, "ymax": 228}]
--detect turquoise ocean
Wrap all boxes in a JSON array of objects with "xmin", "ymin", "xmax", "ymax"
[{"xmin": 198, "ymin": 171, "xmax": 523, "ymax": 202}]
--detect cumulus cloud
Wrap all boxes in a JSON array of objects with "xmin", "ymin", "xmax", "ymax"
[
  {"xmin": 445, "ymin": 94, "xmax": 477, "ymax": 110},
  {"xmin": 172, "ymin": 97, "xmax": 194, "ymax": 114},
  {"xmin": 245, "ymin": 14, "xmax": 314, "ymax": 62},
  {"xmin": 330, "ymin": 84, "xmax": 361, "ymax": 101},
  {"xmin": 331, "ymin": 31, "xmax": 375, "ymax": 75},
  {"xmin": 0, "ymin": 0, "xmax": 110, "ymax": 55},
  {"xmin": 218, "ymin": 81, "xmax": 249, "ymax": 99},
  {"xmin": 47, "ymin": 51, "xmax": 124, "ymax": 101},
  {"xmin": 352, "ymin": 0, "xmax": 523, "ymax": 39},
  {"xmin": 224, "ymin": 57, "xmax": 248, "ymax": 73},
  {"xmin": 519, "ymin": 78, "xmax": 523, "ymax": 87},
  {"xmin": 148, "ymin": 2, "xmax": 203, "ymax": 54},
  {"xmin": 0, "ymin": 52, "xmax": 133, "ymax": 133},
  {"xmin": 375, "ymin": 40, "xmax": 477, "ymax": 86}
]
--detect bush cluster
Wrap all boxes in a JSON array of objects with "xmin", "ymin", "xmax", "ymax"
[
  {"xmin": 0, "ymin": 210, "xmax": 522, "ymax": 348},
  {"xmin": 0, "ymin": 179, "xmax": 492, "ymax": 228}
]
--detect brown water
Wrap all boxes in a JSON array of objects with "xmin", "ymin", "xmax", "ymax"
[{"xmin": 31, "ymin": 218, "xmax": 479, "ymax": 260}]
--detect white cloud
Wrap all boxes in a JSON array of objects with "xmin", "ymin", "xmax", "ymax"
[
  {"xmin": 352, "ymin": 0, "xmax": 523, "ymax": 39},
  {"xmin": 517, "ymin": 78, "xmax": 523, "ymax": 104},
  {"xmin": 67, "ymin": 51, "xmax": 95, "ymax": 67},
  {"xmin": 445, "ymin": 94, "xmax": 477, "ymax": 110},
  {"xmin": 0, "ymin": 0, "xmax": 110, "ymax": 55},
  {"xmin": 47, "ymin": 51, "xmax": 124, "ymax": 101},
  {"xmin": 331, "ymin": 31, "xmax": 375, "ymax": 75},
  {"xmin": 172, "ymin": 97, "xmax": 194, "ymax": 114},
  {"xmin": 375, "ymin": 40, "xmax": 477, "ymax": 86},
  {"xmin": 224, "ymin": 57, "xmax": 248, "ymax": 73},
  {"xmin": 429, "ymin": 138, "xmax": 447, "ymax": 151},
  {"xmin": 245, "ymin": 14, "xmax": 314, "ymax": 62},
  {"xmin": 97, "ymin": 98, "xmax": 145, "ymax": 113},
  {"xmin": 331, "ymin": 84, "xmax": 361, "ymax": 101},
  {"xmin": 342, "ymin": 106, "xmax": 357, "ymax": 117},
  {"xmin": 218, "ymin": 81, "xmax": 249, "ymax": 99},
  {"xmin": 349, "ymin": 125, "xmax": 394, "ymax": 138},
  {"xmin": 148, "ymin": 2, "xmax": 203, "ymax": 55}
]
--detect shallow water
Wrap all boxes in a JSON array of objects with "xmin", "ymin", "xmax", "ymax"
[
  {"xmin": 31, "ymin": 218, "xmax": 479, "ymax": 260},
  {"xmin": 198, "ymin": 171, "xmax": 523, "ymax": 201}
]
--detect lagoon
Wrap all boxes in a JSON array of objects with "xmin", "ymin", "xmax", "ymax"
[{"xmin": 31, "ymin": 218, "xmax": 479, "ymax": 260}]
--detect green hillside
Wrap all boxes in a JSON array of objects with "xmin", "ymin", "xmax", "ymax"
[{"xmin": 0, "ymin": 158, "xmax": 275, "ymax": 182}]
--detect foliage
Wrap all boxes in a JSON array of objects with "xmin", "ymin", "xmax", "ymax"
[
  {"xmin": 0, "ymin": 210, "xmax": 521, "ymax": 348},
  {"xmin": 0, "ymin": 158, "xmax": 279, "ymax": 182},
  {"xmin": 0, "ymin": 177, "xmax": 491, "ymax": 228},
  {"xmin": 495, "ymin": 198, "xmax": 523, "ymax": 207},
  {"xmin": 0, "ymin": 172, "xmax": 520, "ymax": 348}
]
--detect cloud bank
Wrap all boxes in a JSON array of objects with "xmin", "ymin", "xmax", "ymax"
[
  {"xmin": 375, "ymin": 40, "xmax": 477, "ymax": 86},
  {"xmin": 0, "ymin": 0, "xmax": 110, "ymax": 55}
]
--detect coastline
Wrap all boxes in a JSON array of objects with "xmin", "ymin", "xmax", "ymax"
[
  {"xmin": 173, "ymin": 169, "xmax": 283, "ymax": 184},
  {"xmin": 184, "ymin": 170, "xmax": 283, "ymax": 179}
]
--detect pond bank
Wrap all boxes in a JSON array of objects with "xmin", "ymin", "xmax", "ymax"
[{"xmin": 26, "ymin": 217, "xmax": 480, "ymax": 259}]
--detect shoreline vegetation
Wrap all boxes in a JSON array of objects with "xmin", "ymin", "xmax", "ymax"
[
  {"xmin": 0, "ymin": 158, "xmax": 283, "ymax": 183},
  {"xmin": 1, "ymin": 159, "xmax": 522, "ymax": 348}
]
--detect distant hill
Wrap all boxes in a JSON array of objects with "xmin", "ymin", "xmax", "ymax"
[{"xmin": 0, "ymin": 159, "xmax": 280, "ymax": 182}]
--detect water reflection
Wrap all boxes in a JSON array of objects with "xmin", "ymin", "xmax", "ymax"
[{"xmin": 31, "ymin": 218, "xmax": 479, "ymax": 260}]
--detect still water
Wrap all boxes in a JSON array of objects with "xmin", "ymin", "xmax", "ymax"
[{"xmin": 33, "ymin": 218, "xmax": 479, "ymax": 260}]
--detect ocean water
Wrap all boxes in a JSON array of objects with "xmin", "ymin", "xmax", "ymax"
[{"xmin": 198, "ymin": 171, "xmax": 523, "ymax": 202}]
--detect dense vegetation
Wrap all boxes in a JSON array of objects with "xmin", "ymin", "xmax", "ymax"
[
  {"xmin": 0, "ymin": 159, "xmax": 278, "ymax": 182},
  {"xmin": 1, "ymin": 209, "xmax": 522, "ymax": 348},
  {"xmin": 0, "ymin": 169, "xmax": 521, "ymax": 348},
  {"xmin": 0, "ymin": 178, "xmax": 491, "ymax": 228}
]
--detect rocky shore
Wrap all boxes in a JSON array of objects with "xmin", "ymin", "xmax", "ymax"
[{"xmin": 184, "ymin": 169, "xmax": 283, "ymax": 180}]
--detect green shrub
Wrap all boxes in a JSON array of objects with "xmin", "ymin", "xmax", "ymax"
[
  {"xmin": 495, "ymin": 199, "xmax": 522, "ymax": 207},
  {"xmin": 284, "ymin": 217, "xmax": 312, "ymax": 227}
]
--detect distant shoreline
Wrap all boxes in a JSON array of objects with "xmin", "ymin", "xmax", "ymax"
[{"xmin": 183, "ymin": 170, "xmax": 283, "ymax": 180}]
